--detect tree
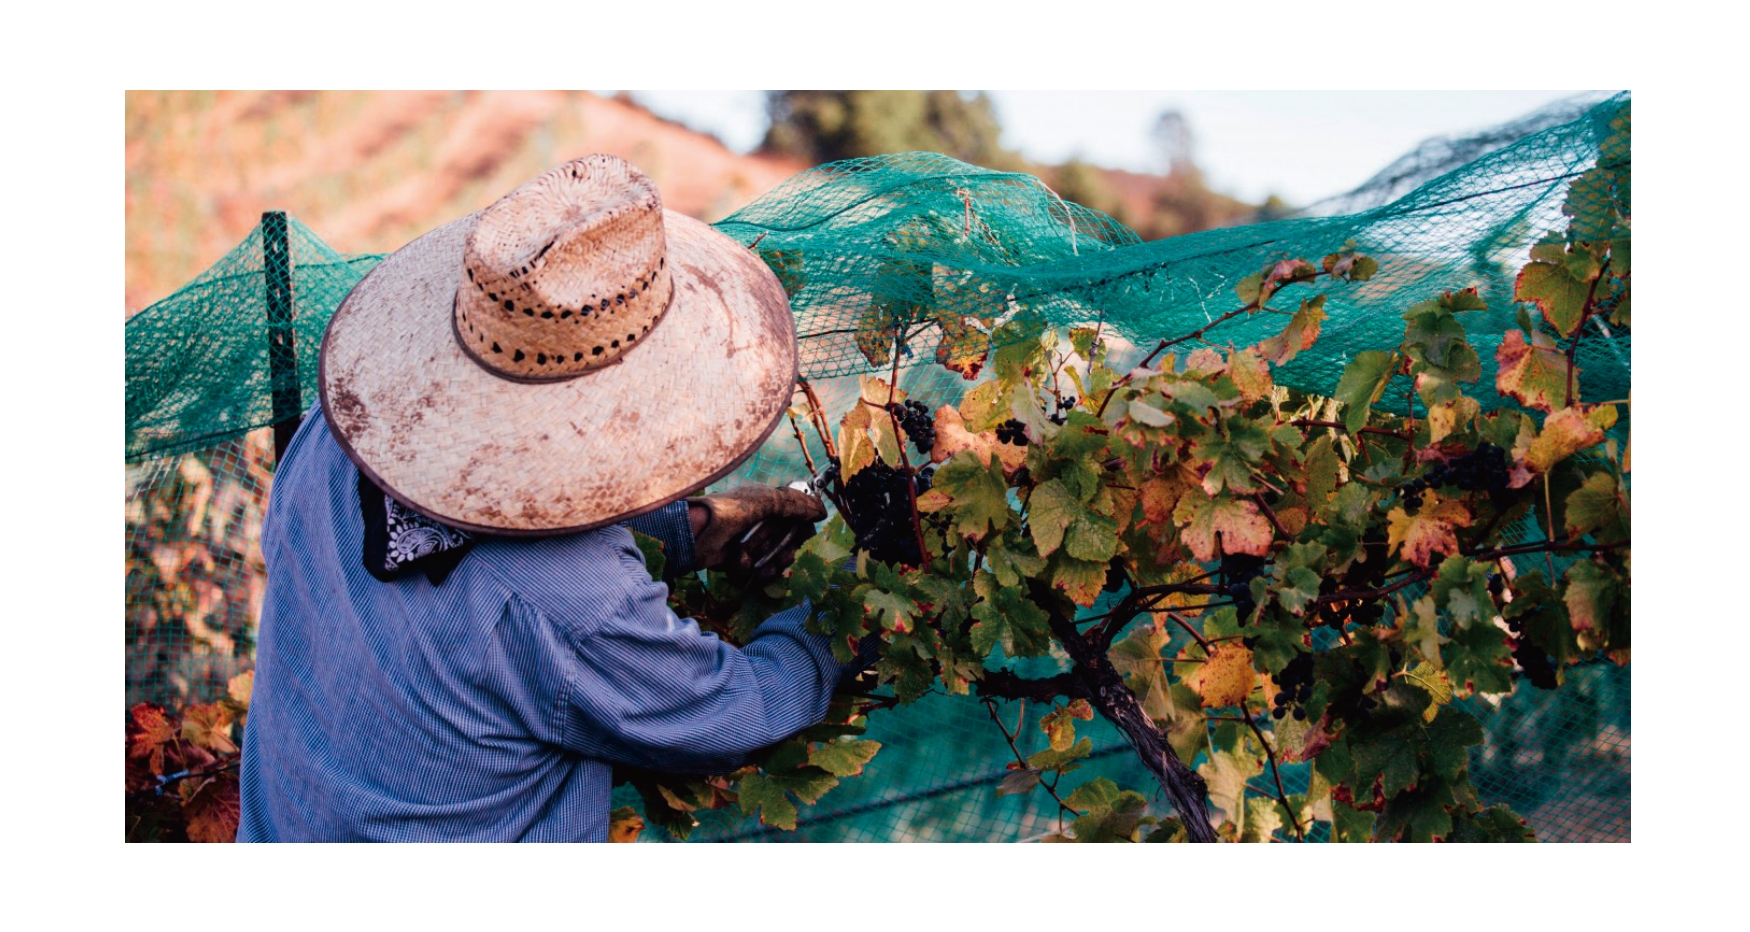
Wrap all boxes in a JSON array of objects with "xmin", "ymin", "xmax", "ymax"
[{"xmin": 762, "ymin": 91, "xmax": 1019, "ymax": 169}]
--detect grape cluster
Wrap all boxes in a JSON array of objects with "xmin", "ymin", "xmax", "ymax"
[
  {"xmin": 1048, "ymin": 395, "xmax": 1078, "ymax": 426},
  {"xmin": 1221, "ymin": 553, "xmax": 1268, "ymax": 621},
  {"xmin": 1503, "ymin": 610, "xmax": 1559, "ymax": 690},
  {"xmin": 1315, "ymin": 576, "xmax": 1384, "ymax": 629},
  {"xmin": 887, "ymin": 400, "xmax": 935, "ymax": 454},
  {"xmin": 1399, "ymin": 442, "xmax": 1511, "ymax": 511},
  {"xmin": 840, "ymin": 461, "xmax": 924, "ymax": 565},
  {"xmin": 995, "ymin": 418, "xmax": 1029, "ymax": 446},
  {"xmin": 1270, "ymin": 654, "xmax": 1314, "ymax": 721}
]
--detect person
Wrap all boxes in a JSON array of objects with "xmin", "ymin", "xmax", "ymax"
[{"xmin": 238, "ymin": 155, "xmax": 854, "ymax": 842}]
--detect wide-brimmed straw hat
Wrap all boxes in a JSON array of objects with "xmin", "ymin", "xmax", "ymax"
[{"xmin": 319, "ymin": 155, "xmax": 797, "ymax": 535}]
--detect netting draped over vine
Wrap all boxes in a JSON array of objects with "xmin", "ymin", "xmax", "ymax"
[{"xmin": 124, "ymin": 92, "xmax": 1629, "ymax": 841}]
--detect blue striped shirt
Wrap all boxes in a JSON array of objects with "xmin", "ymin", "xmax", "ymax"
[{"xmin": 238, "ymin": 410, "xmax": 853, "ymax": 842}]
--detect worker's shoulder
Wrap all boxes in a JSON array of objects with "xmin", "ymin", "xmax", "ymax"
[{"xmin": 468, "ymin": 522, "xmax": 651, "ymax": 632}]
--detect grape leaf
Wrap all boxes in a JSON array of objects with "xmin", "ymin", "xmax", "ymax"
[
  {"xmin": 769, "ymin": 766, "xmax": 843, "ymax": 805},
  {"xmin": 1495, "ymin": 329, "xmax": 1571, "ymax": 413},
  {"xmin": 1198, "ymin": 745, "xmax": 1261, "ymax": 836},
  {"xmin": 808, "ymin": 740, "xmax": 881, "ymax": 777},
  {"xmin": 1348, "ymin": 705, "xmax": 1482, "ymax": 799},
  {"xmin": 128, "ymin": 702, "xmax": 175, "ymax": 775},
  {"xmin": 1065, "ymin": 779, "xmax": 1151, "ymax": 842},
  {"xmin": 936, "ymin": 312, "xmax": 992, "ymax": 379},
  {"xmin": 182, "ymin": 703, "xmax": 238, "ymax": 755},
  {"xmin": 1426, "ymin": 397, "xmax": 1480, "ymax": 445},
  {"xmin": 1108, "ymin": 623, "xmax": 1175, "ymax": 721},
  {"xmin": 1565, "ymin": 472, "xmax": 1628, "ymax": 541},
  {"xmin": 1027, "ymin": 736, "xmax": 1092, "ymax": 772},
  {"xmin": 1241, "ymin": 797, "xmax": 1287, "ymax": 843},
  {"xmin": 1040, "ymin": 699, "xmax": 1095, "ymax": 751},
  {"xmin": 1374, "ymin": 779, "xmax": 1458, "ymax": 843},
  {"xmin": 1189, "ymin": 419, "xmax": 1271, "ymax": 495},
  {"xmin": 970, "ymin": 571, "xmax": 1052, "ymax": 657},
  {"xmin": 1045, "ymin": 551, "xmax": 1109, "ymax": 607},
  {"xmin": 1447, "ymin": 804, "xmax": 1537, "ymax": 842},
  {"xmin": 1397, "ymin": 662, "xmax": 1453, "ymax": 722},
  {"xmin": 1026, "ymin": 479, "xmax": 1078, "ymax": 558},
  {"xmin": 608, "ymin": 806, "xmax": 646, "ymax": 843},
  {"xmin": 1401, "ymin": 292, "xmax": 1483, "ymax": 405},
  {"xmin": 863, "ymin": 588, "xmax": 917, "ymax": 634},
  {"xmin": 1255, "ymin": 295, "xmax": 1327, "ymax": 365},
  {"xmin": 1228, "ymin": 348, "xmax": 1273, "ymax": 403},
  {"xmin": 1385, "ymin": 497, "xmax": 1472, "ymax": 568},
  {"xmin": 931, "ymin": 405, "xmax": 1025, "ymax": 473},
  {"xmin": 630, "ymin": 530, "xmax": 666, "ymax": 581},
  {"xmin": 737, "ymin": 773, "xmax": 799, "ymax": 830},
  {"xmin": 1516, "ymin": 240, "xmax": 1600, "ymax": 338},
  {"xmin": 1565, "ymin": 557, "xmax": 1622, "ymax": 637},
  {"xmin": 182, "ymin": 773, "xmax": 241, "ymax": 843},
  {"xmin": 1510, "ymin": 405, "xmax": 1613, "ymax": 487},
  {"xmin": 1174, "ymin": 492, "xmax": 1273, "ymax": 563},
  {"xmin": 922, "ymin": 451, "xmax": 1012, "ymax": 543},
  {"xmin": 1334, "ymin": 350, "xmax": 1398, "ymax": 433},
  {"xmin": 1442, "ymin": 622, "xmax": 1514, "ymax": 696},
  {"xmin": 227, "ymin": 671, "xmax": 254, "ymax": 711},
  {"xmin": 1186, "ymin": 642, "xmax": 1255, "ymax": 708}
]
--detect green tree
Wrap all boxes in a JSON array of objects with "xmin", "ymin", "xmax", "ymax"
[{"xmin": 762, "ymin": 91, "xmax": 1019, "ymax": 169}]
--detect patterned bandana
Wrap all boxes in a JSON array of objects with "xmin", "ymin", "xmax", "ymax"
[{"xmin": 358, "ymin": 470, "xmax": 476, "ymax": 585}]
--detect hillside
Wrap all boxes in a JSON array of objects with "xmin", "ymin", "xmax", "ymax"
[
  {"xmin": 124, "ymin": 91, "xmax": 810, "ymax": 312},
  {"xmin": 125, "ymin": 91, "xmax": 1250, "ymax": 313}
]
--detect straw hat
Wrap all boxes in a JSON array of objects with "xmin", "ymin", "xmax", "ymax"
[{"xmin": 319, "ymin": 155, "xmax": 797, "ymax": 535}]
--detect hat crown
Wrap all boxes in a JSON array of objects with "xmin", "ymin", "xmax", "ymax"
[{"xmin": 453, "ymin": 155, "xmax": 675, "ymax": 381}]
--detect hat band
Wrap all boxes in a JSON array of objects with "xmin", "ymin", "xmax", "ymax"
[{"xmin": 453, "ymin": 259, "xmax": 674, "ymax": 383}]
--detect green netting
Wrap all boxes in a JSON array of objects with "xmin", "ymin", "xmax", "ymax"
[{"xmin": 124, "ymin": 93, "xmax": 1629, "ymax": 840}]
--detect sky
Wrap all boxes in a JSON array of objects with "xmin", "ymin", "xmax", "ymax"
[{"xmin": 621, "ymin": 90, "xmax": 1609, "ymax": 207}]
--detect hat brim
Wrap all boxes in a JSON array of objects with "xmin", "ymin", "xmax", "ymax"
[{"xmin": 319, "ymin": 209, "xmax": 796, "ymax": 536}]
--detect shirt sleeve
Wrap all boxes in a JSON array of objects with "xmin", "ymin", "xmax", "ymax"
[
  {"xmin": 621, "ymin": 500, "xmax": 697, "ymax": 576},
  {"xmin": 551, "ymin": 536, "xmax": 852, "ymax": 774}
]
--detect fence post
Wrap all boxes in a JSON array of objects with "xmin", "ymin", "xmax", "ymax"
[{"xmin": 263, "ymin": 211, "xmax": 302, "ymax": 464}]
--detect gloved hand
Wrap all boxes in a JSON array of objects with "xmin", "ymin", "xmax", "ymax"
[{"xmin": 686, "ymin": 484, "xmax": 828, "ymax": 582}]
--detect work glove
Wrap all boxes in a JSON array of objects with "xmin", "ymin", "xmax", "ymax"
[{"xmin": 687, "ymin": 484, "xmax": 827, "ymax": 583}]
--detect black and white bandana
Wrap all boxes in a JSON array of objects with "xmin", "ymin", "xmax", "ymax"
[{"xmin": 358, "ymin": 470, "xmax": 477, "ymax": 585}]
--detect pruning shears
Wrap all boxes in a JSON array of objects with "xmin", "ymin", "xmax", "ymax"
[{"xmin": 739, "ymin": 464, "xmax": 833, "ymax": 572}]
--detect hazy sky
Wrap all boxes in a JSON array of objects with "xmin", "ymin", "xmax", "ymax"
[{"xmin": 622, "ymin": 90, "xmax": 1608, "ymax": 206}]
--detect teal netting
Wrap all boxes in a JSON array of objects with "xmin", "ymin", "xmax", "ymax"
[{"xmin": 124, "ymin": 93, "xmax": 1629, "ymax": 840}]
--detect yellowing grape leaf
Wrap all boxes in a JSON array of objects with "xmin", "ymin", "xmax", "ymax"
[
  {"xmin": 1041, "ymin": 699, "xmax": 1095, "ymax": 751},
  {"xmin": 1515, "ymin": 241, "xmax": 1600, "ymax": 338},
  {"xmin": 1508, "ymin": 406, "xmax": 1613, "ymax": 488},
  {"xmin": 1255, "ymin": 295, "xmax": 1327, "ymax": 365},
  {"xmin": 931, "ymin": 405, "xmax": 1025, "ymax": 473},
  {"xmin": 1227, "ymin": 348, "xmax": 1273, "ymax": 404},
  {"xmin": 1426, "ymin": 397, "xmax": 1481, "ymax": 445},
  {"xmin": 936, "ymin": 313, "xmax": 992, "ymax": 379},
  {"xmin": 1386, "ymin": 497, "xmax": 1473, "ymax": 568},
  {"xmin": 1495, "ymin": 329, "xmax": 1571, "ymax": 414},
  {"xmin": 809, "ymin": 739, "xmax": 882, "ymax": 777},
  {"xmin": 608, "ymin": 806, "xmax": 646, "ymax": 843},
  {"xmin": 1174, "ymin": 492, "xmax": 1273, "ymax": 563},
  {"xmin": 182, "ymin": 703, "xmax": 237, "ymax": 755},
  {"xmin": 1187, "ymin": 643, "xmax": 1255, "ymax": 708},
  {"xmin": 129, "ymin": 703, "xmax": 175, "ymax": 775},
  {"xmin": 227, "ymin": 671, "xmax": 254, "ymax": 710}
]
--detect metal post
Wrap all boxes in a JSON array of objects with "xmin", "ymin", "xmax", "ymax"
[{"xmin": 263, "ymin": 211, "xmax": 302, "ymax": 464}]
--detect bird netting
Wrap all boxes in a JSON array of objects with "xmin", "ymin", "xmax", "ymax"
[{"xmin": 124, "ymin": 92, "xmax": 1629, "ymax": 840}]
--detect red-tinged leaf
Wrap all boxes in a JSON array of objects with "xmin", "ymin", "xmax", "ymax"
[
  {"xmin": 183, "ymin": 773, "xmax": 240, "ymax": 843},
  {"xmin": 608, "ymin": 806, "xmax": 645, "ymax": 843},
  {"xmin": 930, "ymin": 405, "xmax": 1024, "ymax": 473},
  {"xmin": 1495, "ymin": 329, "xmax": 1571, "ymax": 413},
  {"xmin": 1508, "ymin": 406, "xmax": 1613, "ymax": 488},
  {"xmin": 1186, "ymin": 643, "xmax": 1255, "ymax": 708},
  {"xmin": 128, "ymin": 703, "xmax": 175, "ymax": 775},
  {"xmin": 1386, "ymin": 497, "xmax": 1473, "ymax": 568},
  {"xmin": 1138, "ymin": 470, "xmax": 1195, "ymax": 528},
  {"xmin": 1515, "ymin": 242, "xmax": 1599, "ymax": 338},
  {"xmin": 1174, "ymin": 492, "xmax": 1274, "ymax": 563},
  {"xmin": 1255, "ymin": 296, "xmax": 1327, "ymax": 365},
  {"xmin": 1227, "ymin": 348, "xmax": 1273, "ymax": 404},
  {"xmin": 182, "ymin": 703, "xmax": 238, "ymax": 755},
  {"xmin": 1040, "ymin": 699, "xmax": 1095, "ymax": 751},
  {"xmin": 934, "ymin": 313, "xmax": 990, "ymax": 379},
  {"xmin": 1273, "ymin": 713, "xmax": 1333, "ymax": 764}
]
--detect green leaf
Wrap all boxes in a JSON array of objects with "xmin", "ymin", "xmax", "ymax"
[
  {"xmin": 1189, "ymin": 419, "xmax": 1272, "ymax": 495},
  {"xmin": 927, "ymin": 451, "xmax": 1013, "ymax": 543},
  {"xmin": 1066, "ymin": 780, "xmax": 1151, "ymax": 843},
  {"xmin": 1397, "ymin": 662, "xmax": 1453, "ymax": 722},
  {"xmin": 1334, "ymin": 350, "xmax": 1398, "ymax": 433},
  {"xmin": 985, "ymin": 536, "xmax": 1046, "ymax": 588},
  {"xmin": 1027, "ymin": 736, "xmax": 1092, "ymax": 772},
  {"xmin": 1401, "ymin": 293, "xmax": 1483, "ymax": 405},
  {"xmin": 769, "ymin": 766, "xmax": 841, "ymax": 805},
  {"xmin": 1241, "ymin": 797, "xmax": 1286, "ymax": 843},
  {"xmin": 1198, "ymin": 744, "xmax": 1261, "ymax": 836},
  {"xmin": 1447, "ymin": 804, "xmax": 1537, "ymax": 842},
  {"xmin": 629, "ymin": 531, "xmax": 666, "ymax": 580},
  {"xmin": 1442, "ymin": 622, "xmax": 1515, "ymax": 696},
  {"xmin": 736, "ymin": 773, "xmax": 798, "ymax": 830},
  {"xmin": 808, "ymin": 739, "xmax": 882, "ymax": 777},
  {"xmin": 1348, "ymin": 705, "xmax": 1483, "ymax": 800},
  {"xmin": 1516, "ymin": 240, "xmax": 1600, "ymax": 338},
  {"xmin": 1044, "ymin": 551, "xmax": 1109, "ymax": 607},
  {"xmin": 1108, "ymin": 623, "xmax": 1174, "ymax": 721},
  {"xmin": 1375, "ymin": 778, "xmax": 1459, "ymax": 842},
  {"xmin": 970, "ymin": 570, "xmax": 1052, "ymax": 658},
  {"xmin": 863, "ymin": 587, "xmax": 918, "ymax": 634},
  {"xmin": 1565, "ymin": 472, "xmax": 1628, "ymax": 541},
  {"xmin": 1026, "ymin": 479, "xmax": 1077, "ymax": 558}
]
